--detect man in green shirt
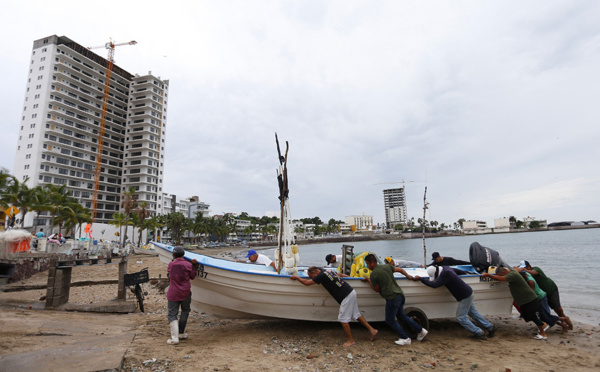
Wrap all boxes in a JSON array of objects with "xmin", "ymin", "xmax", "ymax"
[
  {"xmin": 482, "ymin": 266, "xmax": 548, "ymax": 340},
  {"xmin": 518, "ymin": 260, "xmax": 572, "ymax": 330},
  {"xmin": 362, "ymin": 254, "xmax": 428, "ymax": 346}
]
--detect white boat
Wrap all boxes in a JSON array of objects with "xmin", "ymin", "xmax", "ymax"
[{"xmin": 151, "ymin": 242, "xmax": 513, "ymax": 326}]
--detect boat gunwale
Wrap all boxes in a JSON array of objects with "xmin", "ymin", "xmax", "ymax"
[{"xmin": 150, "ymin": 242, "xmax": 483, "ymax": 280}]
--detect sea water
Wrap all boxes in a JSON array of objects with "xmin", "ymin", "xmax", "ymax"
[{"xmin": 257, "ymin": 228, "xmax": 600, "ymax": 325}]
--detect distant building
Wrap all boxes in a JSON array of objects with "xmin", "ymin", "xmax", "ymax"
[
  {"xmin": 345, "ymin": 213, "xmax": 374, "ymax": 230},
  {"xmin": 493, "ymin": 217, "xmax": 511, "ymax": 233},
  {"xmin": 383, "ymin": 188, "xmax": 407, "ymax": 229},
  {"xmin": 188, "ymin": 196, "xmax": 210, "ymax": 218},
  {"xmin": 523, "ymin": 217, "xmax": 547, "ymax": 229},
  {"xmin": 463, "ymin": 220, "xmax": 492, "ymax": 235}
]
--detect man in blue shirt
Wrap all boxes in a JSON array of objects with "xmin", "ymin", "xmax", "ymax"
[{"xmin": 414, "ymin": 266, "xmax": 495, "ymax": 340}]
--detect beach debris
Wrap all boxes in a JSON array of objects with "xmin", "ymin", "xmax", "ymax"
[{"xmin": 347, "ymin": 353, "xmax": 353, "ymax": 360}]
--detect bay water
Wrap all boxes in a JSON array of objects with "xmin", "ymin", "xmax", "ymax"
[{"xmin": 255, "ymin": 228, "xmax": 600, "ymax": 325}]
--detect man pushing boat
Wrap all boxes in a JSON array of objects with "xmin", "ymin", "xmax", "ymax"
[{"xmin": 290, "ymin": 266, "xmax": 378, "ymax": 347}]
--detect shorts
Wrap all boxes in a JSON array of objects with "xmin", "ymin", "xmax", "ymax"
[
  {"xmin": 547, "ymin": 288, "xmax": 562, "ymax": 310},
  {"xmin": 520, "ymin": 299, "xmax": 543, "ymax": 326},
  {"xmin": 338, "ymin": 289, "xmax": 362, "ymax": 323}
]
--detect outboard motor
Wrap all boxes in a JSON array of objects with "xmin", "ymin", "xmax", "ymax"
[{"xmin": 469, "ymin": 242, "xmax": 511, "ymax": 273}]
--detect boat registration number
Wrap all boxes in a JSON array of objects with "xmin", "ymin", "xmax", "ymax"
[{"xmin": 196, "ymin": 264, "xmax": 208, "ymax": 279}]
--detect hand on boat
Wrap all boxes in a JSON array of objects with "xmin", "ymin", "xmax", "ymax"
[{"xmin": 191, "ymin": 259, "xmax": 198, "ymax": 267}]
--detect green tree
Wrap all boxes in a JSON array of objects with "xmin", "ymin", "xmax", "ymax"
[
  {"xmin": 44, "ymin": 184, "xmax": 73, "ymax": 234},
  {"xmin": 165, "ymin": 212, "xmax": 187, "ymax": 244},
  {"xmin": 0, "ymin": 176, "xmax": 35, "ymax": 228},
  {"xmin": 30, "ymin": 186, "xmax": 53, "ymax": 233},
  {"xmin": 120, "ymin": 187, "xmax": 137, "ymax": 246},
  {"xmin": 134, "ymin": 201, "xmax": 150, "ymax": 247},
  {"xmin": 109, "ymin": 212, "xmax": 126, "ymax": 241}
]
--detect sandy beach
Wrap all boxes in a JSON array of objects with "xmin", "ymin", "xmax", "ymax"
[{"xmin": 1, "ymin": 248, "xmax": 599, "ymax": 371}]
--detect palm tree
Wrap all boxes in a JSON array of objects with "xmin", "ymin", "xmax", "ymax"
[
  {"xmin": 165, "ymin": 212, "xmax": 186, "ymax": 245},
  {"xmin": 192, "ymin": 212, "xmax": 209, "ymax": 243},
  {"xmin": 54, "ymin": 197, "xmax": 81, "ymax": 235},
  {"xmin": 129, "ymin": 213, "xmax": 140, "ymax": 246},
  {"xmin": 44, "ymin": 184, "xmax": 71, "ymax": 234},
  {"xmin": 120, "ymin": 187, "xmax": 137, "ymax": 246},
  {"xmin": 30, "ymin": 186, "xmax": 53, "ymax": 233},
  {"xmin": 146, "ymin": 214, "xmax": 165, "ymax": 242},
  {"xmin": 134, "ymin": 202, "xmax": 150, "ymax": 247},
  {"xmin": 109, "ymin": 212, "xmax": 126, "ymax": 241},
  {"xmin": 0, "ymin": 176, "xmax": 34, "ymax": 228},
  {"xmin": 62, "ymin": 203, "xmax": 92, "ymax": 237}
]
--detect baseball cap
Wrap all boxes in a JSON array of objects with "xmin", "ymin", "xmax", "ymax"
[
  {"xmin": 384, "ymin": 257, "xmax": 393, "ymax": 264},
  {"xmin": 173, "ymin": 246, "xmax": 185, "ymax": 255},
  {"xmin": 246, "ymin": 249, "xmax": 257, "ymax": 258},
  {"xmin": 432, "ymin": 252, "xmax": 440, "ymax": 260},
  {"xmin": 518, "ymin": 260, "xmax": 529, "ymax": 268},
  {"xmin": 426, "ymin": 266, "xmax": 437, "ymax": 278}
]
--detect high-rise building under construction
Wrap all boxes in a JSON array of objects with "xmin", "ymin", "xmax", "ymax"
[
  {"xmin": 383, "ymin": 187, "xmax": 407, "ymax": 229},
  {"xmin": 13, "ymin": 35, "xmax": 169, "ymax": 227}
]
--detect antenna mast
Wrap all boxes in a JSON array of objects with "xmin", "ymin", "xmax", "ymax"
[{"xmin": 422, "ymin": 187, "xmax": 428, "ymax": 266}]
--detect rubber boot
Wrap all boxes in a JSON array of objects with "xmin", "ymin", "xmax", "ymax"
[
  {"xmin": 179, "ymin": 311, "xmax": 189, "ymax": 339},
  {"xmin": 167, "ymin": 320, "xmax": 179, "ymax": 345}
]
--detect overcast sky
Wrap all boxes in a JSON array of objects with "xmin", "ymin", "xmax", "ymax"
[{"xmin": 1, "ymin": 0, "xmax": 599, "ymax": 227}]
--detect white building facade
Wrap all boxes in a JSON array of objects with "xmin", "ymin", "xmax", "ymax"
[
  {"xmin": 345, "ymin": 214, "xmax": 374, "ymax": 230},
  {"xmin": 13, "ymin": 35, "xmax": 168, "ymax": 227}
]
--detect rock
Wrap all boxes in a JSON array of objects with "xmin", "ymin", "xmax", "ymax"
[
  {"xmin": 347, "ymin": 353, "xmax": 353, "ymax": 360},
  {"xmin": 472, "ymin": 363, "xmax": 478, "ymax": 368},
  {"xmin": 306, "ymin": 354, "xmax": 314, "ymax": 359}
]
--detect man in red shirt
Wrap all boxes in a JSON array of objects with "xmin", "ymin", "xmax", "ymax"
[{"xmin": 167, "ymin": 246, "xmax": 198, "ymax": 345}]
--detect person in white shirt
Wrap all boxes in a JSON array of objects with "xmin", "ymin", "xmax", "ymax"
[
  {"xmin": 238, "ymin": 249, "xmax": 276, "ymax": 270},
  {"xmin": 325, "ymin": 254, "xmax": 342, "ymax": 267}
]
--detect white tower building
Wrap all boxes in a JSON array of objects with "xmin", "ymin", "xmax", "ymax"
[{"xmin": 12, "ymin": 35, "xmax": 168, "ymax": 228}]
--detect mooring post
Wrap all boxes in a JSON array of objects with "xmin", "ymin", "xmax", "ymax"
[{"xmin": 117, "ymin": 256, "xmax": 128, "ymax": 300}]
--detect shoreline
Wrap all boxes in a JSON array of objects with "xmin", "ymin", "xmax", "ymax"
[{"xmin": 1, "ymin": 253, "xmax": 599, "ymax": 371}]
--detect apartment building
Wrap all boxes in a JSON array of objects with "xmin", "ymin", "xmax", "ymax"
[
  {"xmin": 383, "ymin": 187, "xmax": 407, "ymax": 228},
  {"xmin": 13, "ymin": 35, "xmax": 168, "ymax": 227}
]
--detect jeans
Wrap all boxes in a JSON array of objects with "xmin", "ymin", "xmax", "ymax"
[
  {"xmin": 456, "ymin": 294, "xmax": 493, "ymax": 336},
  {"xmin": 385, "ymin": 293, "xmax": 423, "ymax": 339},
  {"xmin": 539, "ymin": 296, "xmax": 558, "ymax": 327},
  {"xmin": 168, "ymin": 294, "xmax": 192, "ymax": 334}
]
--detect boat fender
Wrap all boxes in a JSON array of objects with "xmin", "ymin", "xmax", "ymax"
[
  {"xmin": 291, "ymin": 244, "xmax": 299, "ymax": 254},
  {"xmin": 357, "ymin": 258, "xmax": 365, "ymax": 270},
  {"xmin": 285, "ymin": 256, "xmax": 295, "ymax": 269}
]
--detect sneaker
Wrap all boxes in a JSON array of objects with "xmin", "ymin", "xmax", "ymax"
[
  {"xmin": 417, "ymin": 328, "xmax": 428, "ymax": 341},
  {"xmin": 487, "ymin": 325, "xmax": 497, "ymax": 338},
  {"xmin": 470, "ymin": 333, "xmax": 487, "ymax": 341},
  {"xmin": 395, "ymin": 338, "xmax": 412, "ymax": 346},
  {"xmin": 179, "ymin": 333, "xmax": 188, "ymax": 340}
]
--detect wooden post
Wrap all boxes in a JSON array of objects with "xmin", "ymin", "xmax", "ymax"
[{"xmin": 117, "ymin": 256, "xmax": 127, "ymax": 300}]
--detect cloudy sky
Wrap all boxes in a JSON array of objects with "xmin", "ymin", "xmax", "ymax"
[{"xmin": 1, "ymin": 0, "xmax": 599, "ymax": 227}]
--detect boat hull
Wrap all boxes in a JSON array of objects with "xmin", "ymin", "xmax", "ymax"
[{"xmin": 152, "ymin": 242, "xmax": 513, "ymax": 322}]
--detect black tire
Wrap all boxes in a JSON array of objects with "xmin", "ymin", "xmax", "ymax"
[
  {"xmin": 135, "ymin": 284, "xmax": 145, "ymax": 312},
  {"xmin": 402, "ymin": 307, "xmax": 429, "ymax": 338}
]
